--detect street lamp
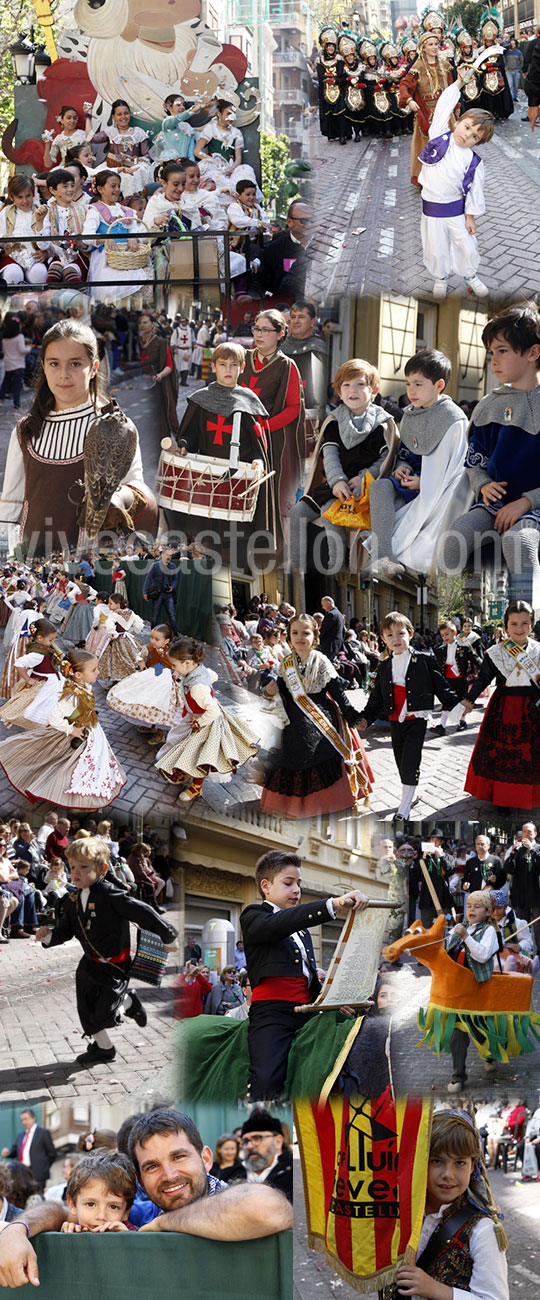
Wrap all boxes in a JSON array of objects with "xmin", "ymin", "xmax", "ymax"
[
  {"xmin": 34, "ymin": 46, "xmax": 52, "ymax": 79},
  {"xmin": 9, "ymin": 33, "xmax": 35, "ymax": 84}
]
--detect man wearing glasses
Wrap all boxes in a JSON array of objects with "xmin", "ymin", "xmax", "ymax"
[
  {"xmin": 237, "ymin": 1111, "xmax": 293, "ymax": 1204},
  {"xmin": 248, "ymin": 201, "xmax": 313, "ymax": 299}
]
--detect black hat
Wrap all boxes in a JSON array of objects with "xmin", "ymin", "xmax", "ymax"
[
  {"xmin": 241, "ymin": 1108, "xmax": 283, "ymax": 1137},
  {"xmin": 430, "ymin": 829, "xmax": 444, "ymax": 839}
]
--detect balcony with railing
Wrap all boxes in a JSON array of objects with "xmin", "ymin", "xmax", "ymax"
[
  {"xmin": 273, "ymin": 47, "xmax": 306, "ymax": 66},
  {"xmin": 273, "ymin": 87, "xmax": 308, "ymax": 105}
]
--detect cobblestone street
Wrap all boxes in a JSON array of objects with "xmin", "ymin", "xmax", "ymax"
[
  {"xmin": 306, "ymin": 97, "xmax": 540, "ymax": 300},
  {"xmin": 0, "ymin": 907, "xmax": 178, "ymax": 1103}
]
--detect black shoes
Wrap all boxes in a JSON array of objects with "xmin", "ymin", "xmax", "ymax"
[
  {"xmin": 77, "ymin": 1041, "xmax": 116, "ymax": 1065},
  {"xmin": 124, "ymin": 993, "xmax": 147, "ymax": 1027}
]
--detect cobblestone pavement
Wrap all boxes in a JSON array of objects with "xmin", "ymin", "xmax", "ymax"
[
  {"xmin": 388, "ymin": 953, "xmax": 540, "ymax": 1096},
  {"xmin": 0, "ymin": 907, "xmax": 178, "ymax": 1103},
  {"xmin": 232, "ymin": 680, "xmax": 519, "ymax": 826},
  {"xmin": 0, "ymin": 626, "xmax": 261, "ymax": 819},
  {"xmin": 294, "ymin": 1152, "xmax": 540, "ymax": 1300},
  {"xmin": 306, "ymin": 96, "xmax": 540, "ymax": 301}
]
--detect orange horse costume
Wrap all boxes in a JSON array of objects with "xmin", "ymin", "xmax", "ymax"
[{"xmin": 384, "ymin": 915, "xmax": 540, "ymax": 1062}]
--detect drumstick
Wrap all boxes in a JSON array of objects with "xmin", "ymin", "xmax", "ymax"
[{"xmin": 237, "ymin": 470, "xmax": 275, "ymax": 498}]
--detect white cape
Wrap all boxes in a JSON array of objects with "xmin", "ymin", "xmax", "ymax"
[{"xmin": 391, "ymin": 419, "xmax": 473, "ymax": 573}]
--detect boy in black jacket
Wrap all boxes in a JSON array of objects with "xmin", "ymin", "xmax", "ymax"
[
  {"xmin": 35, "ymin": 837, "xmax": 178, "ymax": 1066},
  {"xmin": 358, "ymin": 612, "xmax": 460, "ymax": 822},
  {"xmin": 431, "ymin": 619, "xmax": 482, "ymax": 736},
  {"xmin": 241, "ymin": 849, "xmax": 368, "ymax": 1100}
]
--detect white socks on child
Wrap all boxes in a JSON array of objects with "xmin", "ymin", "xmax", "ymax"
[
  {"xmin": 441, "ymin": 711, "xmax": 449, "ymax": 728},
  {"xmin": 397, "ymin": 784, "xmax": 417, "ymax": 819},
  {"xmin": 94, "ymin": 1029, "xmax": 113, "ymax": 1049}
]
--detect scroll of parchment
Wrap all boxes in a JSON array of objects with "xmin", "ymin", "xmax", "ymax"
[{"xmin": 296, "ymin": 904, "xmax": 390, "ymax": 1013}]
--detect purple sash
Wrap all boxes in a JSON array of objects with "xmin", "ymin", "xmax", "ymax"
[{"xmin": 422, "ymin": 198, "xmax": 465, "ymax": 217}]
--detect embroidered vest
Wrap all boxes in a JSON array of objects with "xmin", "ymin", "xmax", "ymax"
[{"xmin": 447, "ymin": 920, "xmax": 495, "ymax": 982}]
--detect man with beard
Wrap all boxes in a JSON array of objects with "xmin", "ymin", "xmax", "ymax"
[
  {"xmin": 232, "ymin": 1111, "xmax": 293, "ymax": 1205},
  {"xmin": 0, "ymin": 1109, "xmax": 292, "ymax": 1286}
]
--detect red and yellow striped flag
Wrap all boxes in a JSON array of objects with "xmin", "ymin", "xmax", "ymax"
[{"xmin": 295, "ymin": 1092, "xmax": 433, "ymax": 1293}]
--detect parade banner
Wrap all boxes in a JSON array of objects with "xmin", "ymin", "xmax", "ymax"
[
  {"xmin": 295, "ymin": 1093, "xmax": 433, "ymax": 1293},
  {"xmin": 297, "ymin": 906, "xmax": 390, "ymax": 1013}
]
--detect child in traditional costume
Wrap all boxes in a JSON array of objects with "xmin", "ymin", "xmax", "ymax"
[
  {"xmin": 35, "ymin": 836, "xmax": 177, "ymax": 1066},
  {"xmin": 0, "ymin": 319, "xmax": 154, "ymax": 554},
  {"xmin": 261, "ymin": 613, "xmax": 373, "ymax": 819},
  {"xmin": 43, "ymin": 104, "xmax": 93, "ymax": 168},
  {"xmin": 418, "ymin": 76, "xmax": 494, "ymax": 300},
  {"xmin": 106, "ymin": 623, "xmax": 174, "ymax": 746},
  {"xmin": 0, "ymin": 176, "xmax": 49, "ymax": 287},
  {"xmin": 172, "ymin": 340, "xmax": 272, "ymax": 562},
  {"xmin": 62, "ymin": 581, "xmax": 97, "ymax": 645},
  {"xmin": 364, "ymin": 348, "xmax": 468, "ymax": 579},
  {"xmin": 83, "ymin": 169, "xmax": 154, "ymax": 303},
  {"xmin": 289, "ymin": 356, "xmax": 397, "ymax": 573},
  {"xmin": 85, "ymin": 593, "xmax": 115, "ymax": 658},
  {"xmin": 39, "ymin": 168, "xmax": 90, "ymax": 286},
  {"xmin": 241, "ymin": 848, "xmax": 368, "ymax": 1100},
  {"xmin": 445, "ymin": 890, "xmax": 501, "ymax": 1092},
  {"xmin": 439, "ymin": 303, "xmax": 540, "ymax": 608},
  {"xmin": 0, "ymin": 617, "xmax": 63, "ymax": 730},
  {"xmin": 394, "ymin": 1109, "xmax": 508, "ymax": 1300},
  {"xmin": 490, "ymin": 888, "xmax": 539, "ymax": 975},
  {"xmin": 155, "ymin": 637, "xmax": 259, "ymax": 803},
  {"xmin": 462, "ymin": 601, "xmax": 540, "ymax": 810},
  {"xmin": 431, "ymin": 618, "xmax": 482, "ymax": 735},
  {"xmin": 0, "ymin": 649, "xmax": 125, "ymax": 809},
  {"xmin": 97, "ymin": 594, "xmax": 145, "ymax": 684},
  {"xmin": 358, "ymin": 612, "xmax": 459, "ymax": 822}
]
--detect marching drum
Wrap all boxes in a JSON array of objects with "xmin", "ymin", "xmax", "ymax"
[{"xmin": 155, "ymin": 441, "xmax": 263, "ymax": 523}]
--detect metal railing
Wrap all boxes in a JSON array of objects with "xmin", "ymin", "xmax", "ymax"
[{"xmin": 0, "ymin": 227, "xmax": 240, "ymax": 291}]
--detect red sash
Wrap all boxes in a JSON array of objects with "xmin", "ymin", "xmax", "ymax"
[
  {"xmin": 389, "ymin": 683, "xmax": 407, "ymax": 721},
  {"xmin": 251, "ymin": 976, "xmax": 311, "ymax": 1003}
]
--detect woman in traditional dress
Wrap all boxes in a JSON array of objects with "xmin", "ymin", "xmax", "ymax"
[
  {"xmin": 462, "ymin": 600, "xmax": 540, "ymax": 810},
  {"xmin": 138, "ymin": 312, "xmax": 180, "ymax": 443},
  {"xmin": 316, "ymin": 27, "xmax": 347, "ymax": 144},
  {"xmin": 240, "ymin": 310, "xmax": 305, "ymax": 556},
  {"xmin": 0, "ymin": 319, "xmax": 156, "ymax": 554},
  {"xmin": 477, "ymin": 8, "xmax": 514, "ymax": 119},
  {"xmin": 95, "ymin": 99, "xmax": 154, "ymax": 199},
  {"xmin": 398, "ymin": 32, "xmax": 455, "ymax": 185},
  {"xmin": 261, "ymin": 613, "xmax": 373, "ymax": 819}
]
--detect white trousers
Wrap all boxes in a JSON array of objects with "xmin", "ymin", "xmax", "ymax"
[{"xmin": 421, "ymin": 213, "xmax": 480, "ymax": 280}]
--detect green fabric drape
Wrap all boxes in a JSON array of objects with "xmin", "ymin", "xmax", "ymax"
[
  {"xmin": 20, "ymin": 1231, "xmax": 292, "ymax": 1300},
  {"xmin": 176, "ymin": 1012, "xmax": 358, "ymax": 1101},
  {"xmin": 71, "ymin": 557, "xmax": 213, "ymax": 640}
]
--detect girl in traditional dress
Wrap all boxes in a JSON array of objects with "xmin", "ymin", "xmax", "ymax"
[
  {"xmin": 94, "ymin": 99, "xmax": 153, "ymax": 199},
  {"xmin": 462, "ymin": 600, "xmax": 540, "ymax": 810},
  {"xmin": 47, "ymin": 571, "xmax": 80, "ymax": 626},
  {"xmin": 0, "ymin": 176, "xmax": 49, "ymax": 287},
  {"xmin": 0, "ymin": 318, "xmax": 155, "ymax": 554},
  {"xmin": 43, "ymin": 105, "xmax": 93, "ymax": 168},
  {"xmin": 0, "ymin": 649, "xmax": 125, "ymax": 809},
  {"xmin": 240, "ymin": 310, "xmax": 305, "ymax": 555},
  {"xmin": 194, "ymin": 100, "xmax": 245, "ymax": 193},
  {"xmin": 152, "ymin": 93, "xmax": 205, "ymax": 164},
  {"xmin": 3, "ymin": 583, "xmax": 33, "ymax": 647},
  {"xmin": 97, "ymin": 593, "xmax": 145, "ymax": 684},
  {"xmin": 261, "ymin": 613, "xmax": 373, "ymax": 819},
  {"xmin": 0, "ymin": 617, "xmax": 63, "ymax": 728},
  {"xmin": 398, "ymin": 32, "xmax": 455, "ymax": 185},
  {"xmin": 85, "ymin": 592, "xmax": 114, "ymax": 658},
  {"xmin": 62, "ymin": 581, "xmax": 97, "ymax": 645},
  {"xmin": 106, "ymin": 623, "xmax": 174, "ymax": 746},
  {"xmin": 155, "ymin": 637, "xmax": 259, "ymax": 804},
  {"xmin": 394, "ymin": 1109, "xmax": 508, "ymax": 1300},
  {"xmin": 83, "ymin": 170, "xmax": 154, "ymax": 304}
]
